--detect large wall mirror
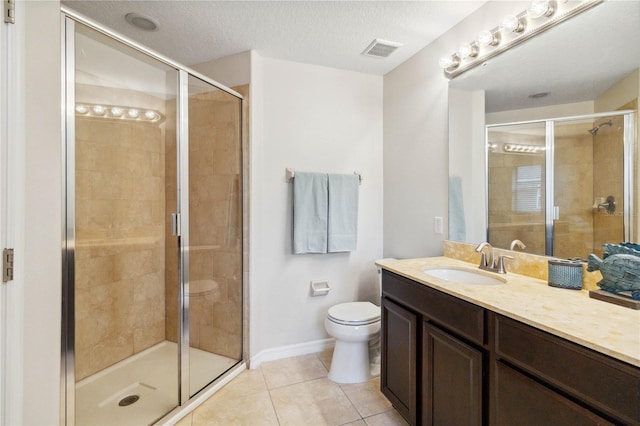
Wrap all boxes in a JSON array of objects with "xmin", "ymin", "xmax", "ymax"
[{"xmin": 448, "ymin": 0, "xmax": 639, "ymax": 259}]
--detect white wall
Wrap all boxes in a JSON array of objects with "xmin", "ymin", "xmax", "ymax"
[
  {"xmin": 383, "ymin": 1, "xmax": 527, "ymax": 259},
  {"xmin": 190, "ymin": 51, "xmax": 251, "ymax": 88},
  {"xmin": 8, "ymin": 1, "xmax": 62, "ymax": 424},
  {"xmin": 250, "ymin": 56, "xmax": 383, "ymax": 363}
]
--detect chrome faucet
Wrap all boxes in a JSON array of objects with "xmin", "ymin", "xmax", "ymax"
[
  {"xmin": 475, "ymin": 242, "xmax": 513, "ymax": 274},
  {"xmin": 475, "ymin": 242, "xmax": 494, "ymax": 270},
  {"xmin": 510, "ymin": 239, "xmax": 526, "ymax": 251}
]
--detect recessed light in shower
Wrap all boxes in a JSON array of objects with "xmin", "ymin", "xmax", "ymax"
[{"xmin": 125, "ymin": 13, "xmax": 159, "ymax": 32}]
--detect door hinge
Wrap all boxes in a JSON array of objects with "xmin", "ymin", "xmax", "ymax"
[
  {"xmin": 171, "ymin": 213, "xmax": 181, "ymax": 236},
  {"xmin": 3, "ymin": 248, "xmax": 14, "ymax": 283},
  {"xmin": 4, "ymin": 0, "xmax": 15, "ymax": 24}
]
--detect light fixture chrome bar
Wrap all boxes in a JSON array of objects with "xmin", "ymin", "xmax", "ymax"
[
  {"xmin": 443, "ymin": 0, "xmax": 603, "ymax": 79},
  {"xmin": 178, "ymin": 69, "xmax": 190, "ymax": 404}
]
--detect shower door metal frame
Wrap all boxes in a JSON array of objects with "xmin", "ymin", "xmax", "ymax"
[
  {"xmin": 486, "ymin": 110, "xmax": 636, "ymax": 256},
  {"xmin": 60, "ymin": 8, "xmax": 245, "ymax": 425}
]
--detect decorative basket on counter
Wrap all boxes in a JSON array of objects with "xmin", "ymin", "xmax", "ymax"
[{"xmin": 548, "ymin": 259, "xmax": 583, "ymax": 290}]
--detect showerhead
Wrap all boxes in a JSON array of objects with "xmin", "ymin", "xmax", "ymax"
[{"xmin": 587, "ymin": 120, "xmax": 613, "ymax": 135}]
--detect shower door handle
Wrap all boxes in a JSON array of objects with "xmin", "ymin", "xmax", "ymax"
[{"xmin": 171, "ymin": 213, "xmax": 181, "ymax": 236}]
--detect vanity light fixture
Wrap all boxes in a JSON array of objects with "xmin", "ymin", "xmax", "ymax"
[
  {"xmin": 75, "ymin": 102, "xmax": 163, "ymax": 123},
  {"xmin": 500, "ymin": 15, "xmax": 525, "ymax": 33},
  {"xmin": 527, "ymin": 1, "xmax": 555, "ymax": 19},
  {"xmin": 457, "ymin": 43, "xmax": 478, "ymax": 59},
  {"xmin": 504, "ymin": 143, "xmax": 545, "ymax": 154},
  {"xmin": 440, "ymin": 0, "xmax": 602, "ymax": 79},
  {"xmin": 476, "ymin": 30, "xmax": 499, "ymax": 47},
  {"xmin": 438, "ymin": 55, "xmax": 460, "ymax": 70},
  {"xmin": 75, "ymin": 104, "xmax": 89, "ymax": 114},
  {"xmin": 92, "ymin": 105, "xmax": 106, "ymax": 116}
]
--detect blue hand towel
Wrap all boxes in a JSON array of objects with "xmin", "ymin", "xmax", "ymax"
[
  {"xmin": 293, "ymin": 172, "xmax": 328, "ymax": 254},
  {"xmin": 328, "ymin": 173, "xmax": 359, "ymax": 252}
]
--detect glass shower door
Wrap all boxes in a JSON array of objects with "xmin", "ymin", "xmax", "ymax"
[
  {"xmin": 186, "ymin": 75, "xmax": 243, "ymax": 396},
  {"xmin": 71, "ymin": 21, "xmax": 180, "ymax": 425},
  {"xmin": 487, "ymin": 122, "xmax": 547, "ymax": 254}
]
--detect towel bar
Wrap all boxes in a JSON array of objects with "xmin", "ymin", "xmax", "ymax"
[{"xmin": 286, "ymin": 168, "xmax": 362, "ymax": 184}]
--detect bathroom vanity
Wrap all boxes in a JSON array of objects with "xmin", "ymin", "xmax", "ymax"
[{"xmin": 378, "ymin": 257, "xmax": 640, "ymax": 426}]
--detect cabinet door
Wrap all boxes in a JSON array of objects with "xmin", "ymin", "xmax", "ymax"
[
  {"xmin": 423, "ymin": 322, "xmax": 483, "ymax": 426},
  {"xmin": 494, "ymin": 361, "xmax": 615, "ymax": 426},
  {"xmin": 381, "ymin": 297, "xmax": 418, "ymax": 425}
]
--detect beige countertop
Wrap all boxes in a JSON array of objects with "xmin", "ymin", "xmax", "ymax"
[{"xmin": 376, "ymin": 256, "xmax": 640, "ymax": 368}]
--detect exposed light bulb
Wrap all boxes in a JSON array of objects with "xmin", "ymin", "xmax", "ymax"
[
  {"xmin": 144, "ymin": 110, "xmax": 157, "ymax": 120},
  {"xmin": 527, "ymin": 1, "xmax": 554, "ymax": 19},
  {"xmin": 110, "ymin": 107, "xmax": 124, "ymax": 117},
  {"xmin": 92, "ymin": 105, "xmax": 106, "ymax": 116},
  {"xmin": 456, "ymin": 43, "xmax": 477, "ymax": 59},
  {"xmin": 75, "ymin": 104, "xmax": 88, "ymax": 114},
  {"xmin": 127, "ymin": 108, "xmax": 139, "ymax": 119},
  {"xmin": 438, "ymin": 55, "xmax": 460, "ymax": 69},
  {"xmin": 501, "ymin": 15, "xmax": 525, "ymax": 33},
  {"xmin": 476, "ymin": 30, "xmax": 499, "ymax": 47}
]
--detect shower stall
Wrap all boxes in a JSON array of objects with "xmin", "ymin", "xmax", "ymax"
[
  {"xmin": 486, "ymin": 111, "xmax": 635, "ymax": 260},
  {"xmin": 61, "ymin": 10, "xmax": 245, "ymax": 425}
]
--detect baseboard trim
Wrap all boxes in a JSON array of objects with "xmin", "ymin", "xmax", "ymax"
[{"xmin": 249, "ymin": 338, "xmax": 335, "ymax": 369}]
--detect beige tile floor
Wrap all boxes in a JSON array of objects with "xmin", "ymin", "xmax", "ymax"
[{"xmin": 175, "ymin": 350, "xmax": 408, "ymax": 426}]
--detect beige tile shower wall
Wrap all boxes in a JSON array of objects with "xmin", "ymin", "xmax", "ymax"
[
  {"xmin": 75, "ymin": 109, "xmax": 167, "ymax": 380},
  {"xmin": 553, "ymin": 125, "xmax": 594, "ymax": 259},
  {"xmin": 165, "ymin": 99, "xmax": 179, "ymax": 343},
  {"xmin": 593, "ymin": 115, "xmax": 625, "ymax": 257},
  {"xmin": 187, "ymin": 86, "xmax": 243, "ymax": 360},
  {"xmin": 164, "ymin": 85, "xmax": 247, "ymax": 361}
]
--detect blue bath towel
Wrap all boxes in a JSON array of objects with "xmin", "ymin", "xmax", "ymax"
[
  {"xmin": 449, "ymin": 175, "xmax": 466, "ymax": 241},
  {"xmin": 293, "ymin": 172, "xmax": 328, "ymax": 254},
  {"xmin": 328, "ymin": 173, "xmax": 359, "ymax": 252}
]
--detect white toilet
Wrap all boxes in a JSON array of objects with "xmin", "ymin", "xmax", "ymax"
[{"xmin": 325, "ymin": 301, "xmax": 381, "ymax": 383}]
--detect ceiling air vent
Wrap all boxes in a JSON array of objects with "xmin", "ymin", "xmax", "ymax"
[{"xmin": 362, "ymin": 39, "xmax": 403, "ymax": 58}]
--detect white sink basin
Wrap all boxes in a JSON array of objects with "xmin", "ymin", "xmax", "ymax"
[{"xmin": 423, "ymin": 267, "xmax": 506, "ymax": 286}]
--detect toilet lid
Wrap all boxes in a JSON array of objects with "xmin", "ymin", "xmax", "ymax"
[{"xmin": 328, "ymin": 302, "xmax": 380, "ymax": 326}]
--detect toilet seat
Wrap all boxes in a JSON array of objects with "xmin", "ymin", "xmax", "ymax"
[{"xmin": 327, "ymin": 302, "xmax": 380, "ymax": 326}]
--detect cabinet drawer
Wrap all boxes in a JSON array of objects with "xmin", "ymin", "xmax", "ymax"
[
  {"xmin": 382, "ymin": 270, "xmax": 484, "ymax": 345},
  {"xmin": 495, "ymin": 314, "xmax": 640, "ymax": 425},
  {"xmin": 494, "ymin": 360, "xmax": 615, "ymax": 425}
]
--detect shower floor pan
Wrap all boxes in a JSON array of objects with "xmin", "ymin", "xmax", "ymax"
[{"xmin": 75, "ymin": 341, "xmax": 237, "ymax": 426}]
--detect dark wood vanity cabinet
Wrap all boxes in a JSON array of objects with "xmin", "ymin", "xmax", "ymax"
[
  {"xmin": 493, "ymin": 314, "xmax": 640, "ymax": 426},
  {"xmin": 422, "ymin": 322, "xmax": 483, "ymax": 426},
  {"xmin": 381, "ymin": 297, "xmax": 418, "ymax": 424},
  {"xmin": 381, "ymin": 269, "xmax": 640, "ymax": 426},
  {"xmin": 381, "ymin": 270, "xmax": 486, "ymax": 425}
]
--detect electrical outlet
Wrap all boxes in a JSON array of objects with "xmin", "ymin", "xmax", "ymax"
[{"xmin": 434, "ymin": 216, "xmax": 443, "ymax": 234}]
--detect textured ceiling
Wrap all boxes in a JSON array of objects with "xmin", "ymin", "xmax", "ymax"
[{"xmin": 61, "ymin": 0, "xmax": 487, "ymax": 75}]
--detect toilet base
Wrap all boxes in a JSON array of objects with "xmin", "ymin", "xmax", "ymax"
[{"xmin": 328, "ymin": 340, "xmax": 371, "ymax": 384}]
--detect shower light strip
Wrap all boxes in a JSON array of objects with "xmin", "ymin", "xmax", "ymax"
[
  {"xmin": 440, "ymin": 0, "xmax": 602, "ymax": 79},
  {"xmin": 75, "ymin": 102, "xmax": 164, "ymax": 123}
]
